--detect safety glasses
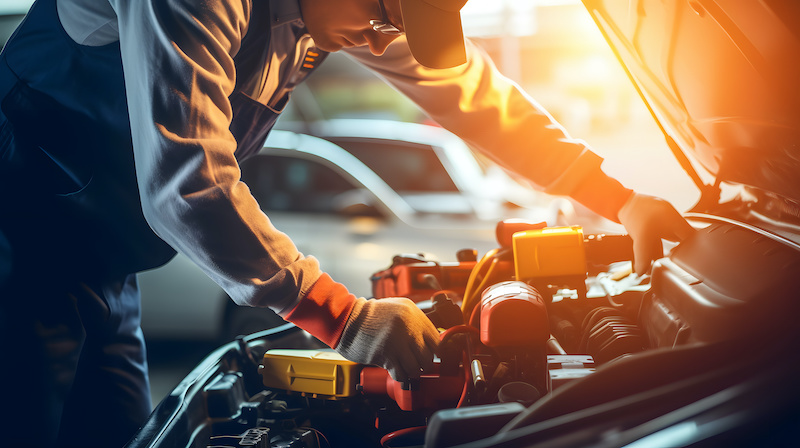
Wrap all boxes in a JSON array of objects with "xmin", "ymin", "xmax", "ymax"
[{"xmin": 370, "ymin": 0, "xmax": 404, "ymax": 35}]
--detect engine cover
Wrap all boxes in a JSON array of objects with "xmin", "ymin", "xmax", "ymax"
[{"xmin": 640, "ymin": 219, "xmax": 800, "ymax": 349}]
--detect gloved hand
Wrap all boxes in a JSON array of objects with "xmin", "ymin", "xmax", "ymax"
[
  {"xmin": 617, "ymin": 193, "xmax": 695, "ymax": 274},
  {"xmin": 335, "ymin": 297, "xmax": 440, "ymax": 382},
  {"xmin": 283, "ymin": 274, "xmax": 439, "ymax": 383}
]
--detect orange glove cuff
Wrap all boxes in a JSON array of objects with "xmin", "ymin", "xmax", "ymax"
[
  {"xmin": 283, "ymin": 273, "xmax": 357, "ymax": 347},
  {"xmin": 570, "ymin": 170, "xmax": 634, "ymax": 223}
]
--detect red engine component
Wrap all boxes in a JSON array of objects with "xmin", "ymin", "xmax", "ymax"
[
  {"xmin": 494, "ymin": 219, "xmax": 547, "ymax": 248},
  {"xmin": 359, "ymin": 366, "xmax": 464, "ymax": 411},
  {"xmin": 480, "ymin": 281, "xmax": 549, "ymax": 347},
  {"xmin": 371, "ymin": 258, "xmax": 477, "ymax": 302}
]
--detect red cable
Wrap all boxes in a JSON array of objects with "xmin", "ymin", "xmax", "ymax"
[
  {"xmin": 439, "ymin": 326, "xmax": 478, "ymax": 409},
  {"xmin": 455, "ymin": 352, "xmax": 470, "ymax": 408},
  {"xmin": 380, "ymin": 425, "xmax": 427, "ymax": 447},
  {"xmin": 468, "ymin": 303, "xmax": 481, "ymax": 327},
  {"xmin": 439, "ymin": 324, "xmax": 479, "ymax": 345}
]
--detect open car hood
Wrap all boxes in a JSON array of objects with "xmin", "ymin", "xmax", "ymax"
[{"xmin": 582, "ymin": 0, "xmax": 800, "ymax": 208}]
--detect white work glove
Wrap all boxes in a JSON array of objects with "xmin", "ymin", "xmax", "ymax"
[
  {"xmin": 335, "ymin": 297, "xmax": 439, "ymax": 382},
  {"xmin": 618, "ymin": 193, "xmax": 695, "ymax": 274}
]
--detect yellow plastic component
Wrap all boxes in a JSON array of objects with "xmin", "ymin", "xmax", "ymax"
[
  {"xmin": 259, "ymin": 349, "xmax": 361, "ymax": 399},
  {"xmin": 513, "ymin": 226, "xmax": 586, "ymax": 280}
]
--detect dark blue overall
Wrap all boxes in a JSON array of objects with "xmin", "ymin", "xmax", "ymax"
[{"xmin": 0, "ymin": 0, "xmax": 325, "ymax": 445}]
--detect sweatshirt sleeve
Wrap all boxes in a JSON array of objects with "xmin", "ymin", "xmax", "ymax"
[
  {"xmin": 109, "ymin": 0, "xmax": 321, "ymax": 313},
  {"xmin": 343, "ymin": 37, "xmax": 632, "ymax": 222}
]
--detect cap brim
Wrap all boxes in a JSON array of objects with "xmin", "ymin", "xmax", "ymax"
[{"xmin": 400, "ymin": 0, "xmax": 467, "ymax": 69}]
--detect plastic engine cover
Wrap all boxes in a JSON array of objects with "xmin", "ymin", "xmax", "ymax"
[{"xmin": 640, "ymin": 220, "xmax": 800, "ymax": 349}]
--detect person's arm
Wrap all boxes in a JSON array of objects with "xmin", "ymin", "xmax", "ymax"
[
  {"xmin": 108, "ymin": 1, "xmax": 437, "ymax": 379},
  {"xmin": 110, "ymin": 0, "xmax": 319, "ymax": 312},
  {"xmin": 345, "ymin": 38, "xmax": 695, "ymax": 273},
  {"xmin": 344, "ymin": 37, "xmax": 632, "ymax": 222}
]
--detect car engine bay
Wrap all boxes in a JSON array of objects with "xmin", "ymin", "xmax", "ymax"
[
  {"xmin": 128, "ymin": 215, "xmax": 800, "ymax": 448},
  {"xmin": 122, "ymin": 1, "xmax": 800, "ymax": 445}
]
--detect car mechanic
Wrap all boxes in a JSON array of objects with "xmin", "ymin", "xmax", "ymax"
[{"xmin": 0, "ymin": 0, "xmax": 694, "ymax": 446}]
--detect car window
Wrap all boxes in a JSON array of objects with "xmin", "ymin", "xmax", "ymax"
[
  {"xmin": 241, "ymin": 154, "xmax": 358, "ymax": 214},
  {"xmin": 325, "ymin": 138, "xmax": 458, "ymax": 193}
]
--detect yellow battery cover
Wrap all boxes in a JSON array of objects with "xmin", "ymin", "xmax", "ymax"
[
  {"xmin": 513, "ymin": 226, "xmax": 586, "ymax": 280},
  {"xmin": 259, "ymin": 349, "xmax": 361, "ymax": 399}
]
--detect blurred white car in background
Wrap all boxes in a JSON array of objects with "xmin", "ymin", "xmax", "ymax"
[{"xmin": 139, "ymin": 125, "xmax": 564, "ymax": 342}]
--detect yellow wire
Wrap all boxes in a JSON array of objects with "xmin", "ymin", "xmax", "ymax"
[
  {"xmin": 469, "ymin": 258, "xmax": 499, "ymax": 309},
  {"xmin": 461, "ymin": 248, "xmax": 499, "ymax": 319}
]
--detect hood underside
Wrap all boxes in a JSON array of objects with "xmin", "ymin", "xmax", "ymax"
[{"xmin": 582, "ymin": 0, "xmax": 800, "ymax": 205}]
